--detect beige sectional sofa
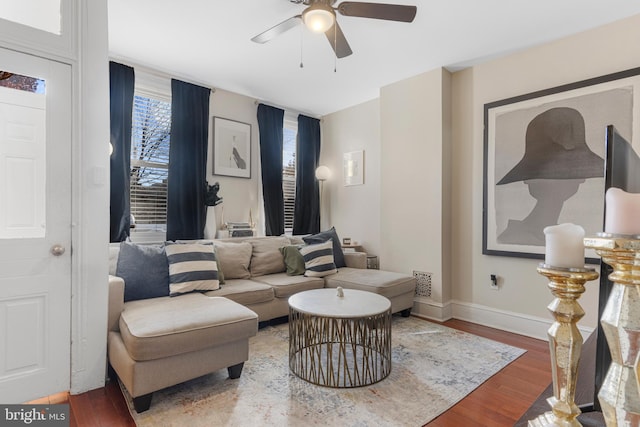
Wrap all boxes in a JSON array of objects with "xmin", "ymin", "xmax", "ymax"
[{"xmin": 107, "ymin": 235, "xmax": 416, "ymax": 412}]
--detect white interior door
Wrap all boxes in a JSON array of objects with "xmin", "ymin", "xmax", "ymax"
[{"xmin": 0, "ymin": 48, "xmax": 72, "ymax": 403}]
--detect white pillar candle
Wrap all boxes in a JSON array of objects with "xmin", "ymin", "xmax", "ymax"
[
  {"xmin": 543, "ymin": 223, "xmax": 585, "ymax": 268},
  {"xmin": 605, "ymin": 187, "xmax": 640, "ymax": 235}
]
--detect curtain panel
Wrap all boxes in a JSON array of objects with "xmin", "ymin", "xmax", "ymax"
[
  {"xmin": 109, "ymin": 61, "xmax": 135, "ymax": 242},
  {"xmin": 166, "ymin": 79, "xmax": 211, "ymax": 241},
  {"xmin": 293, "ymin": 115, "xmax": 321, "ymax": 235},
  {"xmin": 257, "ymin": 103, "xmax": 285, "ymax": 236}
]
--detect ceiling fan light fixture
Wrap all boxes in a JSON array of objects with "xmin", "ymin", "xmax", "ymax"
[{"xmin": 302, "ymin": 4, "xmax": 335, "ymax": 33}]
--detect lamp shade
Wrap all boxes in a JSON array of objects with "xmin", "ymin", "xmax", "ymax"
[
  {"xmin": 303, "ymin": 5, "xmax": 335, "ymax": 33},
  {"xmin": 315, "ymin": 165, "xmax": 331, "ymax": 181}
]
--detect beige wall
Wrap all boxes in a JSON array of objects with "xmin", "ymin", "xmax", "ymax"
[
  {"xmin": 322, "ymin": 68, "xmax": 453, "ymax": 310},
  {"xmin": 379, "ymin": 67, "xmax": 452, "ymax": 308},
  {"xmin": 321, "ymin": 99, "xmax": 382, "ymax": 256},
  {"xmin": 320, "ymin": 13, "xmax": 640, "ymax": 334},
  {"xmin": 208, "ymin": 89, "xmax": 262, "ymax": 234},
  {"xmin": 453, "ymin": 13, "xmax": 640, "ymax": 330}
]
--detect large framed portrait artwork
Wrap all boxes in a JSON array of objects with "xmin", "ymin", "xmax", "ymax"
[{"xmin": 483, "ymin": 68, "xmax": 640, "ymax": 262}]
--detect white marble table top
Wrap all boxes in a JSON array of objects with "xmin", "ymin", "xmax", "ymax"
[{"xmin": 288, "ymin": 288, "xmax": 391, "ymax": 318}]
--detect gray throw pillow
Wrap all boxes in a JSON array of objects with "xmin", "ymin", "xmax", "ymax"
[
  {"xmin": 302, "ymin": 227, "xmax": 346, "ymax": 268},
  {"xmin": 116, "ymin": 242, "xmax": 170, "ymax": 302}
]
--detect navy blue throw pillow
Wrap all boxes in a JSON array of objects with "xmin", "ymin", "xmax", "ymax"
[
  {"xmin": 116, "ymin": 242, "xmax": 170, "ymax": 302},
  {"xmin": 302, "ymin": 227, "xmax": 346, "ymax": 268}
]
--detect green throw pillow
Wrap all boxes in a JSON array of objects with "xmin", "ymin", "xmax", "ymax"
[{"xmin": 280, "ymin": 245, "xmax": 306, "ymax": 276}]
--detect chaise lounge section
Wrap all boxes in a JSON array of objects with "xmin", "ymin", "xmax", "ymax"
[{"xmin": 108, "ymin": 277, "xmax": 258, "ymax": 412}]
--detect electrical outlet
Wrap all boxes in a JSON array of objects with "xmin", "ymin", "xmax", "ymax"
[{"xmin": 490, "ymin": 274, "xmax": 499, "ymax": 290}]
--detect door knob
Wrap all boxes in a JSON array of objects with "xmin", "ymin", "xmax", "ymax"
[{"xmin": 50, "ymin": 244, "xmax": 65, "ymax": 256}]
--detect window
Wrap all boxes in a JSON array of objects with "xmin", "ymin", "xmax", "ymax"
[
  {"xmin": 0, "ymin": 71, "xmax": 45, "ymax": 94},
  {"xmin": 129, "ymin": 91, "xmax": 171, "ymax": 238},
  {"xmin": 283, "ymin": 117, "xmax": 298, "ymax": 233}
]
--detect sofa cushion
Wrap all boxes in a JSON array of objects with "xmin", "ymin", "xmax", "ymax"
[
  {"xmin": 213, "ymin": 241, "xmax": 252, "ymax": 280},
  {"xmin": 116, "ymin": 242, "xmax": 170, "ymax": 302},
  {"xmin": 119, "ymin": 294, "xmax": 258, "ymax": 361},
  {"xmin": 280, "ymin": 245, "xmax": 305, "ymax": 276},
  {"xmin": 109, "ymin": 243, "xmax": 120, "ymax": 276},
  {"xmin": 324, "ymin": 267, "xmax": 417, "ymax": 299},
  {"xmin": 288, "ymin": 235, "xmax": 307, "ymax": 245},
  {"xmin": 302, "ymin": 227, "xmax": 346, "ymax": 268},
  {"xmin": 299, "ymin": 240, "xmax": 337, "ymax": 277},
  {"xmin": 165, "ymin": 243, "xmax": 220, "ymax": 296},
  {"xmin": 251, "ymin": 273, "xmax": 325, "ymax": 298},
  {"xmin": 205, "ymin": 279, "xmax": 274, "ymax": 306},
  {"xmin": 248, "ymin": 236, "xmax": 288, "ymax": 277}
]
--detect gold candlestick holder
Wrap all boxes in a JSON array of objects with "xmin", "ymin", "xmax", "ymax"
[
  {"xmin": 583, "ymin": 234, "xmax": 640, "ymax": 425},
  {"xmin": 529, "ymin": 264, "xmax": 599, "ymax": 427}
]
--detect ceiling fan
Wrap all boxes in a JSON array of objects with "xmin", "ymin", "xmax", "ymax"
[{"xmin": 251, "ymin": 0, "xmax": 417, "ymax": 58}]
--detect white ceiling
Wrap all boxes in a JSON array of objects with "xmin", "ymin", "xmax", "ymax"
[{"xmin": 108, "ymin": 1, "xmax": 640, "ymax": 117}]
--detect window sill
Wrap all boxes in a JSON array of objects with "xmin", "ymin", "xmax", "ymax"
[{"xmin": 129, "ymin": 228, "xmax": 166, "ymax": 244}]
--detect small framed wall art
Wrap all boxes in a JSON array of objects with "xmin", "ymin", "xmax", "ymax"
[
  {"xmin": 343, "ymin": 150, "xmax": 364, "ymax": 186},
  {"xmin": 213, "ymin": 116, "xmax": 251, "ymax": 178}
]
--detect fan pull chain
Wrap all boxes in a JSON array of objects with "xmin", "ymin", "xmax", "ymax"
[
  {"xmin": 300, "ymin": 20, "xmax": 304, "ymax": 68},
  {"xmin": 333, "ymin": 23, "xmax": 337, "ymax": 73}
]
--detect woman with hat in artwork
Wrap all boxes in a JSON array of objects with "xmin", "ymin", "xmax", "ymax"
[{"xmin": 496, "ymin": 107, "xmax": 604, "ymax": 245}]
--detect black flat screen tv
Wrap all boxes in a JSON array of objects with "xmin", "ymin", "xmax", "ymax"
[{"xmin": 593, "ymin": 125, "xmax": 640, "ymax": 411}]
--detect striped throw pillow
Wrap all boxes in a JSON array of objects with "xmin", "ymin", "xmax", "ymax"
[
  {"xmin": 299, "ymin": 240, "xmax": 337, "ymax": 277},
  {"xmin": 165, "ymin": 243, "xmax": 220, "ymax": 296}
]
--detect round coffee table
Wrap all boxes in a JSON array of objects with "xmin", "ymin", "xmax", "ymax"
[{"xmin": 288, "ymin": 288, "xmax": 392, "ymax": 388}]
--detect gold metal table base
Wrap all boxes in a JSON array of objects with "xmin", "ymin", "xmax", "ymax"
[{"xmin": 288, "ymin": 307, "xmax": 391, "ymax": 388}]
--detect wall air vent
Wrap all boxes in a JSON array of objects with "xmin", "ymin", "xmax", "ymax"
[{"xmin": 413, "ymin": 271, "xmax": 432, "ymax": 298}]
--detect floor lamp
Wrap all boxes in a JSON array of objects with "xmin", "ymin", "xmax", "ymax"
[{"xmin": 315, "ymin": 165, "xmax": 331, "ymax": 229}]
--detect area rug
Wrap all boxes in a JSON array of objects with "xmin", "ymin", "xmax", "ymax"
[{"xmin": 122, "ymin": 316, "xmax": 525, "ymax": 427}]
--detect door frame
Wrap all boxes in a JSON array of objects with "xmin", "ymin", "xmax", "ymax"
[{"xmin": 0, "ymin": 0, "xmax": 111, "ymax": 396}]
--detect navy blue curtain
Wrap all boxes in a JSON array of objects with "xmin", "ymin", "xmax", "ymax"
[
  {"xmin": 293, "ymin": 115, "xmax": 321, "ymax": 234},
  {"xmin": 166, "ymin": 79, "xmax": 211, "ymax": 241},
  {"xmin": 109, "ymin": 61, "xmax": 135, "ymax": 242},
  {"xmin": 257, "ymin": 103, "xmax": 285, "ymax": 236}
]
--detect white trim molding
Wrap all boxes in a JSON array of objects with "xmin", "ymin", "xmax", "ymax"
[
  {"xmin": 412, "ymin": 298, "xmax": 594, "ymax": 342},
  {"xmin": 410, "ymin": 296, "xmax": 453, "ymax": 322}
]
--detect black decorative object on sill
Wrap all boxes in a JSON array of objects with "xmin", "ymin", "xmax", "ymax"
[
  {"xmin": 204, "ymin": 182, "xmax": 223, "ymax": 239},
  {"xmin": 205, "ymin": 182, "xmax": 223, "ymax": 206}
]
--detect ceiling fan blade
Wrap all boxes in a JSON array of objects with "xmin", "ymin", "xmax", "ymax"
[
  {"xmin": 324, "ymin": 21, "xmax": 353, "ymax": 58},
  {"xmin": 251, "ymin": 15, "xmax": 302, "ymax": 44},
  {"xmin": 337, "ymin": 2, "xmax": 417, "ymax": 22}
]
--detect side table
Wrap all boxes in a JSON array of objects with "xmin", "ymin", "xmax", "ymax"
[
  {"xmin": 288, "ymin": 288, "xmax": 392, "ymax": 388},
  {"xmin": 366, "ymin": 255, "xmax": 379, "ymax": 269}
]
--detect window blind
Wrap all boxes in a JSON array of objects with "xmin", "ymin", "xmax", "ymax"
[
  {"xmin": 283, "ymin": 121, "xmax": 297, "ymax": 232},
  {"xmin": 130, "ymin": 93, "xmax": 171, "ymax": 228}
]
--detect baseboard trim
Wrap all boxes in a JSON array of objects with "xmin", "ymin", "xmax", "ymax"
[
  {"xmin": 412, "ymin": 298, "xmax": 594, "ymax": 341},
  {"xmin": 410, "ymin": 297, "xmax": 452, "ymax": 322}
]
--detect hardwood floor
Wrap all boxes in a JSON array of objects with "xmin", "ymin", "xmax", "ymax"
[
  {"xmin": 424, "ymin": 319, "xmax": 552, "ymax": 426},
  {"xmin": 44, "ymin": 318, "xmax": 552, "ymax": 426}
]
